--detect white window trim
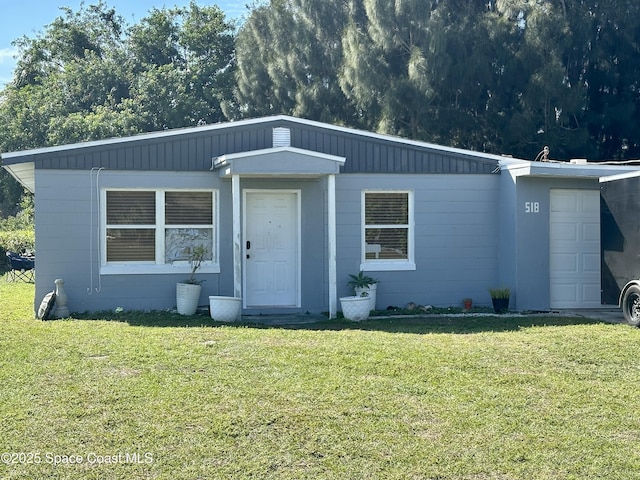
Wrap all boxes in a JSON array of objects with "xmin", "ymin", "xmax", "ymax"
[
  {"xmin": 360, "ymin": 189, "xmax": 416, "ymax": 272},
  {"xmin": 100, "ymin": 188, "xmax": 220, "ymax": 275}
]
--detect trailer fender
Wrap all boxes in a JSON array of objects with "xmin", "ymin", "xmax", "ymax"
[
  {"xmin": 619, "ymin": 280, "xmax": 640, "ymax": 327},
  {"xmin": 619, "ymin": 281, "xmax": 640, "ymax": 307}
]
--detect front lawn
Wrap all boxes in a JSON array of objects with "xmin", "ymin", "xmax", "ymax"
[{"xmin": 2, "ymin": 279, "xmax": 640, "ymax": 479}]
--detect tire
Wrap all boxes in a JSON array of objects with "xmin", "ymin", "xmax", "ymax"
[{"xmin": 622, "ymin": 285, "xmax": 640, "ymax": 327}]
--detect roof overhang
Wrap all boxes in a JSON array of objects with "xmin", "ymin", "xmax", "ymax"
[
  {"xmin": 212, "ymin": 146, "xmax": 346, "ymax": 178},
  {"xmin": 501, "ymin": 160, "xmax": 640, "ymax": 180},
  {"xmin": 599, "ymin": 170, "xmax": 640, "ymax": 183},
  {"xmin": 3, "ymin": 162, "xmax": 35, "ymax": 193}
]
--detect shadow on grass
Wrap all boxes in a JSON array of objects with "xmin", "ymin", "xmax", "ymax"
[{"xmin": 71, "ymin": 310, "xmax": 609, "ymax": 334}]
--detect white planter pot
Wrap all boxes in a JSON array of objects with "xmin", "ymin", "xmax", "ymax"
[
  {"xmin": 209, "ymin": 296, "xmax": 242, "ymax": 322},
  {"xmin": 340, "ymin": 295, "xmax": 371, "ymax": 322},
  {"xmin": 176, "ymin": 283, "xmax": 202, "ymax": 315},
  {"xmin": 354, "ymin": 283, "xmax": 377, "ymax": 311}
]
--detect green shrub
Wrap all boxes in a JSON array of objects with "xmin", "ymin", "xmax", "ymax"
[
  {"xmin": 0, "ymin": 194, "xmax": 35, "ymax": 255},
  {"xmin": 0, "ymin": 228, "xmax": 35, "ymax": 254},
  {"xmin": 489, "ymin": 287, "xmax": 511, "ymax": 299}
]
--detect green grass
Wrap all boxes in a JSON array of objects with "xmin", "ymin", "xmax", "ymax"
[{"xmin": 2, "ymin": 278, "xmax": 640, "ymax": 479}]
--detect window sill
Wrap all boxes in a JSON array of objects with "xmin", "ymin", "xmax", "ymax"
[
  {"xmin": 100, "ymin": 264, "xmax": 220, "ymax": 276},
  {"xmin": 360, "ymin": 261, "xmax": 416, "ymax": 272}
]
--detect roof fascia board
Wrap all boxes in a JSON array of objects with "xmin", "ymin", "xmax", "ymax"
[
  {"xmin": 504, "ymin": 160, "xmax": 640, "ymax": 179},
  {"xmin": 0, "ymin": 116, "xmax": 294, "ymax": 162},
  {"xmin": 599, "ymin": 170, "xmax": 640, "ymax": 183},
  {"xmin": 213, "ymin": 146, "xmax": 346, "ymax": 169}
]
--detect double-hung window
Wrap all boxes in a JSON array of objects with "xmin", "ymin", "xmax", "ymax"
[
  {"xmin": 361, "ymin": 190, "xmax": 415, "ymax": 271},
  {"xmin": 103, "ymin": 189, "xmax": 218, "ymax": 274}
]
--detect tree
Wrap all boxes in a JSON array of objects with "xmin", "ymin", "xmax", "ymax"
[
  {"xmin": 128, "ymin": 2, "xmax": 237, "ymax": 129},
  {"xmin": 235, "ymin": 0, "xmax": 359, "ymax": 124},
  {"xmin": 0, "ymin": 1, "xmax": 237, "ymax": 218},
  {"xmin": 236, "ymin": 0, "xmax": 640, "ymax": 161}
]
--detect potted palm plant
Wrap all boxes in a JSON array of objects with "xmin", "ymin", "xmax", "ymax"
[
  {"xmin": 347, "ymin": 271, "xmax": 379, "ymax": 312},
  {"xmin": 176, "ymin": 245, "xmax": 207, "ymax": 315},
  {"xmin": 489, "ymin": 287, "xmax": 511, "ymax": 313}
]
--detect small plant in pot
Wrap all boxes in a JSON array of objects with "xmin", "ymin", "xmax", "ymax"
[
  {"xmin": 347, "ymin": 271, "xmax": 379, "ymax": 312},
  {"xmin": 489, "ymin": 287, "xmax": 511, "ymax": 313},
  {"xmin": 176, "ymin": 245, "xmax": 207, "ymax": 315}
]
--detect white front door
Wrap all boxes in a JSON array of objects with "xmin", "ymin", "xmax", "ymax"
[
  {"xmin": 550, "ymin": 189, "xmax": 601, "ymax": 308},
  {"xmin": 244, "ymin": 190, "xmax": 300, "ymax": 308}
]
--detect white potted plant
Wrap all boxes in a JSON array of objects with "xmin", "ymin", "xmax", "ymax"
[
  {"xmin": 209, "ymin": 295, "xmax": 242, "ymax": 322},
  {"xmin": 347, "ymin": 271, "xmax": 379, "ymax": 312},
  {"xmin": 340, "ymin": 292, "xmax": 371, "ymax": 321},
  {"xmin": 176, "ymin": 245, "xmax": 207, "ymax": 315}
]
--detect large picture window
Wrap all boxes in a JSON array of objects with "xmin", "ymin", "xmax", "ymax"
[
  {"xmin": 362, "ymin": 190, "xmax": 415, "ymax": 271},
  {"xmin": 103, "ymin": 189, "xmax": 217, "ymax": 273}
]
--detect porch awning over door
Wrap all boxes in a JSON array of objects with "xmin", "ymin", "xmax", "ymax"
[
  {"xmin": 212, "ymin": 146, "xmax": 345, "ymax": 177},
  {"xmin": 211, "ymin": 146, "xmax": 345, "ymax": 318}
]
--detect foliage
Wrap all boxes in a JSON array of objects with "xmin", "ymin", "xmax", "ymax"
[
  {"xmin": 236, "ymin": 0, "xmax": 640, "ymax": 161},
  {"xmin": 234, "ymin": 0, "xmax": 361, "ymax": 124},
  {"xmin": 0, "ymin": 1, "xmax": 237, "ymax": 218},
  {"xmin": 489, "ymin": 287, "xmax": 512, "ymax": 299},
  {"xmin": 3, "ymin": 0, "xmax": 640, "ymax": 221},
  {"xmin": 3, "ymin": 279, "xmax": 640, "ymax": 478},
  {"xmin": 347, "ymin": 271, "xmax": 378, "ymax": 289},
  {"xmin": 0, "ymin": 170, "xmax": 27, "ymax": 218},
  {"xmin": 183, "ymin": 244, "xmax": 208, "ymax": 284},
  {"xmin": 0, "ymin": 195, "xmax": 34, "ymax": 254},
  {"xmin": 0, "ymin": 229, "xmax": 35, "ymax": 255}
]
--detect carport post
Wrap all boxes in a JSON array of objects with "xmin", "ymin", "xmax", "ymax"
[{"xmin": 328, "ymin": 174, "xmax": 337, "ymax": 318}]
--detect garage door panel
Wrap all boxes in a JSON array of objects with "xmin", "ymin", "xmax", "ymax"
[
  {"xmin": 583, "ymin": 283, "xmax": 601, "ymax": 301},
  {"xmin": 551, "ymin": 192, "xmax": 578, "ymax": 212},
  {"xmin": 551, "ymin": 283, "xmax": 578, "ymax": 303},
  {"xmin": 550, "ymin": 189, "xmax": 601, "ymax": 309},
  {"xmin": 551, "ymin": 223, "xmax": 578, "ymax": 241},
  {"xmin": 583, "ymin": 253, "xmax": 600, "ymax": 273},
  {"xmin": 582, "ymin": 191, "xmax": 600, "ymax": 213},
  {"xmin": 583, "ymin": 223, "xmax": 600, "ymax": 242},
  {"xmin": 551, "ymin": 253, "xmax": 578, "ymax": 272}
]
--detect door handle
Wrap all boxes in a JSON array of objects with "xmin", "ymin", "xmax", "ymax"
[{"xmin": 246, "ymin": 240, "xmax": 251, "ymax": 250}]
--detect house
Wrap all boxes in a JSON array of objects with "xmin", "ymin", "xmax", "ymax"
[{"xmin": 3, "ymin": 115, "xmax": 640, "ymax": 317}]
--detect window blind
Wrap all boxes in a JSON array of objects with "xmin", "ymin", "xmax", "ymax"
[
  {"xmin": 364, "ymin": 192, "xmax": 409, "ymax": 260},
  {"xmin": 165, "ymin": 191, "xmax": 213, "ymax": 225}
]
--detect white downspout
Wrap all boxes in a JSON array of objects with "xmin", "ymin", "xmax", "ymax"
[{"xmin": 328, "ymin": 174, "xmax": 337, "ymax": 318}]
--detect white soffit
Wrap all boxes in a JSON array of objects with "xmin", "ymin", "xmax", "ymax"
[{"xmin": 3, "ymin": 163, "xmax": 34, "ymax": 193}]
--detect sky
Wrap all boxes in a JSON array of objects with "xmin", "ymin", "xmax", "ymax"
[{"xmin": 0, "ymin": 1, "xmax": 247, "ymax": 86}]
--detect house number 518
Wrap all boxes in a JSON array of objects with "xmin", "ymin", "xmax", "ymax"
[{"xmin": 525, "ymin": 201, "xmax": 540, "ymax": 213}]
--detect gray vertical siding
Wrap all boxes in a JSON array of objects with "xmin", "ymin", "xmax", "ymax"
[{"xmin": 9, "ymin": 118, "xmax": 499, "ymax": 175}]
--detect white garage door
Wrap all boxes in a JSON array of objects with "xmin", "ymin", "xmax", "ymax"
[{"xmin": 550, "ymin": 189, "xmax": 601, "ymax": 308}]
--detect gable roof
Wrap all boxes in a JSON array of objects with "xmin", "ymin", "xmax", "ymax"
[{"xmin": 2, "ymin": 115, "xmax": 513, "ymax": 192}]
